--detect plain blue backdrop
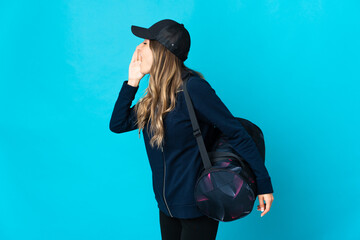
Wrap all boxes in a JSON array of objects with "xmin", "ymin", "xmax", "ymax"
[{"xmin": 1, "ymin": 1, "xmax": 359, "ymax": 239}]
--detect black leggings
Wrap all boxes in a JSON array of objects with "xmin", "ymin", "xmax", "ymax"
[{"xmin": 159, "ymin": 210, "xmax": 219, "ymax": 240}]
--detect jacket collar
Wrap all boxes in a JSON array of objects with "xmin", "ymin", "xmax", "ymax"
[
  {"xmin": 181, "ymin": 69, "xmax": 193, "ymax": 80},
  {"xmin": 180, "ymin": 69, "xmax": 195, "ymax": 91}
]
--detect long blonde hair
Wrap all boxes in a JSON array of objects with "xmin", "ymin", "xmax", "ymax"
[{"xmin": 134, "ymin": 39, "xmax": 204, "ymax": 150}]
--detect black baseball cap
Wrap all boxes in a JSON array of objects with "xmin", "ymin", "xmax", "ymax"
[{"xmin": 131, "ymin": 19, "xmax": 191, "ymax": 62}]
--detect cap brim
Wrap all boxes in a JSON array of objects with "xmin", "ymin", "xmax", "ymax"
[{"xmin": 131, "ymin": 25, "xmax": 154, "ymax": 39}]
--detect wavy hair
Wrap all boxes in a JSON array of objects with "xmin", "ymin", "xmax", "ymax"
[{"xmin": 133, "ymin": 39, "xmax": 204, "ymax": 150}]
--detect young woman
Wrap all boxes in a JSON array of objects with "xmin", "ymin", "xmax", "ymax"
[{"xmin": 109, "ymin": 19, "xmax": 274, "ymax": 240}]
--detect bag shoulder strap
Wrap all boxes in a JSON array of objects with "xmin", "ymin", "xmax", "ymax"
[{"xmin": 183, "ymin": 76, "xmax": 212, "ymax": 169}]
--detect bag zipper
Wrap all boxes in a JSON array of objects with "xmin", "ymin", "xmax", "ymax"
[{"xmin": 161, "ymin": 142, "xmax": 173, "ymax": 217}]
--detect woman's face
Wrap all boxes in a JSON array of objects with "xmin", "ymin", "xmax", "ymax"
[{"xmin": 137, "ymin": 39, "xmax": 153, "ymax": 75}]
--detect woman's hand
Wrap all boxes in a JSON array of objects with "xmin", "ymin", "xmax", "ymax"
[
  {"xmin": 257, "ymin": 193, "xmax": 274, "ymax": 217},
  {"xmin": 128, "ymin": 47, "xmax": 145, "ymax": 86}
]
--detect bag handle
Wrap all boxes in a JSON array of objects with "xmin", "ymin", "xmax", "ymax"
[{"xmin": 183, "ymin": 76, "xmax": 213, "ymax": 170}]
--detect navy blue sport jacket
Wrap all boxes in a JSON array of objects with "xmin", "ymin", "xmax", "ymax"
[{"xmin": 109, "ymin": 69, "xmax": 274, "ymax": 219}]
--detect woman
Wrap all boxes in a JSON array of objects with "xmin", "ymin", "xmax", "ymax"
[{"xmin": 110, "ymin": 19, "xmax": 274, "ymax": 240}]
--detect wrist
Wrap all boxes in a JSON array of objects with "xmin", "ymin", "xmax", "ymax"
[{"xmin": 127, "ymin": 79, "xmax": 139, "ymax": 87}]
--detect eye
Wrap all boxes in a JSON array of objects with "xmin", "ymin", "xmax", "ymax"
[{"xmin": 143, "ymin": 42, "xmax": 147, "ymax": 45}]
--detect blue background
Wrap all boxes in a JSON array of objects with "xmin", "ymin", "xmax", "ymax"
[{"xmin": 1, "ymin": 1, "xmax": 359, "ymax": 239}]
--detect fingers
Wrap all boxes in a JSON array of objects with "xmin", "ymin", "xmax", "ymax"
[
  {"xmin": 257, "ymin": 203, "xmax": 266, "ymax": 211},
  {"xmin": 257, "ymin": 194, "xmax": 274, "ymax": 217},
  {"xmin": 131, "ymin": 47, "xmax": 141, "ymax": 63},
  {"xmin": 261, "ymin": 200, "xmax": 271, "ymax": 217},
  {"xmin": 258, "ymin": 195, "xmax": 265, "ymax": 213},
  {"xmin": 131, "ymin": 48, "xmax": 137, "ymax": 63}
]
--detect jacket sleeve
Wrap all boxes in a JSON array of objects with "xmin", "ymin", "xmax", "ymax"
[
  {"xmin": 109, "ymin": 80, "xmax": 139, "ymax": 133},
  {"xmin": 186, "ymin": 76, "xmax": 274, "ymax": 194}
]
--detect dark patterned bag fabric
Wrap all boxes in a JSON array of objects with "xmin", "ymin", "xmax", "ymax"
[{"xmin": 194, "ymin": 118, "xmax": 265, "ymax": 222}]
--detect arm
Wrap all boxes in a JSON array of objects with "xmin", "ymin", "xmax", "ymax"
[
  {"xmin": 187, "ymin": 77, "xmax": 274, "ymax": 194},
  {"xmin": 109, "ymin": 80, "xmax": 139, "ymax": 133}
]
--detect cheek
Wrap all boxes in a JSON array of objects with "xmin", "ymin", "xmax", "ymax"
[
  {"xmin": 148, "ymin": 52, "xmax": 153, "ymax": 63},
  {"xmin": 146, "ymin": 49, "xmax": 152, "ymax": 59}
]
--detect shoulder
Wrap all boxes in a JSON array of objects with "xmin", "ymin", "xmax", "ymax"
[
  {"xmin": 187, "ymin": 75, "xmax": 213, "ymax": 90},
  {"xmin": 186, "ymin": 75, "xmax": 215, "ymax": 95}
]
